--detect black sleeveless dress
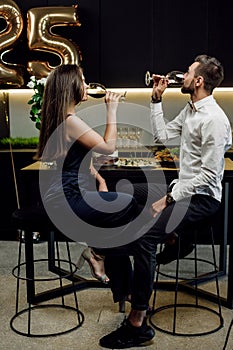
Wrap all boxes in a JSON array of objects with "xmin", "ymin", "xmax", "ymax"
[{"xmin": 42, "ymin": 140, "xmax": 138, "ymax": 230}]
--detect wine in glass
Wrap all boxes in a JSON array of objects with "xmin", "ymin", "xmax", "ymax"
[
  {"xmin": 87, "ymin": 82, "xmax": 127, "ymax": 101},
  {"xmin": 145, "ymin": 70, "xmax": 184, "ymax": 87},
  {"xmin": 87, "ymin": 82, "xmax": 107, "ymax": 98}
]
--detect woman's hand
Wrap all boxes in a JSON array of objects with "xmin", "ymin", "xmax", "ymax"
[
  {"xmin": 150, "ymin": 195, "xmax": 167, "ymax": 218},
  {"xmin": 105, "ymin": 91, "xmax": 122, "ymax": 112},
  {"xmin": 90, "ymin": 163, "xmax": 108, "ymax": 192},
  {"xmin": 98, "ymin": 178, "xmax": 108, "ymax": 192}
]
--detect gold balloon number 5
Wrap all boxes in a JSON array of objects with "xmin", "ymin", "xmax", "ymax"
[{"xmin": 0, "ymin": 0, "xmax": 81, "ymax": 87}]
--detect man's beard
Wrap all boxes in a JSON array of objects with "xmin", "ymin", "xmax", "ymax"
[{"xmin": 181, "ymin": 79, "xmax": 195, "ymax": 94}]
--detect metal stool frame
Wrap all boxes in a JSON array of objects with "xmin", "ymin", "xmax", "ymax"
[
  {"xmin": 10, "ymin": 228, "xmax": 84, "ymax": 337},
  {"xmin": 149, "ymin": 227, "xmax": 224, "ymax": 336}
]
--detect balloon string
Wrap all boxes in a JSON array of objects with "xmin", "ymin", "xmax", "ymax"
[{"xmin": 3, "ymin": 92, "xmax": 20, "ymax": 209}]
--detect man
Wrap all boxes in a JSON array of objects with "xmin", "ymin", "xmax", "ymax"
[{"xmin": 99, "ymin": 54, "xmax": 232, "ymax": 348}]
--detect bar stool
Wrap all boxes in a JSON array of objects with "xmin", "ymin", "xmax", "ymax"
[
  {"xmin": 10, "ymin": 205, "xmax": 85, "ymax": 337},
  {"xmin": 149, "ymin": 221, "xmax": 224, "ymax": 336}
]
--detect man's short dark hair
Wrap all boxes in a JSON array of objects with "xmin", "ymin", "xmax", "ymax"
[{"xmin": 194, "ymin": 54, "xmax": 224, "ymax": 93}]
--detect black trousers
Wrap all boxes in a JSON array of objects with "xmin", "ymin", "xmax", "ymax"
[{"xmin": 99, "ymin": 183, "xmax": 221, "ymax": 311}]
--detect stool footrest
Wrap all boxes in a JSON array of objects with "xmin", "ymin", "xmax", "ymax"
[
  {"xmin": 150, "ymin": 303, "xmax": 224, "ymax": 336},
  {"xmin": 10, "ymin": 304, "xmax": 84, "ymax": 337}
]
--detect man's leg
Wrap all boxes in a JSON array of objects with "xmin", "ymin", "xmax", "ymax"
[
  {"xmin": 103, "ymin": 183, "xmax": 167, "ymax": 307},
  {"xmin": 99, "ymin": 194, "xmax": 220, "ymax": 348},
  {"xmin": 105, "ymin": 255, "xmax": 133, "ymax": 304},
  {"xmin": 156, "ymin": 194, "xmax": 221, "ymax": 265}
]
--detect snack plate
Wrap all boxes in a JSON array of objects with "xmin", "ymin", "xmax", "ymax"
[
  {"xmin": 119, "ymin": 164, "xmax": 160, "ymax": 168},
  {"xmin": 115, "ymin": 158, "xmax": 161, "ymax": 168}
]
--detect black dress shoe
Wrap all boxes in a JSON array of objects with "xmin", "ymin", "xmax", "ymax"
[
  {"xmin": 156, "ymin": 239, "xmax": 194, "ymax": 265},
  {"xmin": 99, "ymin": 317, "xmax": 155, "ymax": 349}
]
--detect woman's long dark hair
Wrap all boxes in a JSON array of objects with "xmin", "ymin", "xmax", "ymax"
[{"xmin": 36, "ymin": 64, "xmax": 84, "ymax": 160}]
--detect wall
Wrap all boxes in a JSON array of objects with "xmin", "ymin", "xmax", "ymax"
[
  {"xmin": 1, "ymin": 0, "xmax": 233, "ymax": 140},
  {"xmin": 8, "ymin": 88, "xmax": 233, "ymax": 145},
  {"xmin": 1, "ymin": 0, "xmax": 233, "ymax": 87}
]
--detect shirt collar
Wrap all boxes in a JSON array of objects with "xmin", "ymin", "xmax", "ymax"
[
  {"xmin": 188, "ymin": 101, "xmax": 197, "ymax": 112},
  {"xmin": 188, "ymin": 95, "xmax": 214, "ymax": 112}
]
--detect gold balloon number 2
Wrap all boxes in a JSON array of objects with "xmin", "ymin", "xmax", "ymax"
[{"xmin": 0, "ymin": 0, "xmax": 81, "ymax": 87}]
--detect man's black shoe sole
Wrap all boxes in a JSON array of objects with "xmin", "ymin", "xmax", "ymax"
[
  {"xmin": 99, "ymin": 337, "xmax": 154, "ymax": 349},
  {"xmin": 99, "ymin": 328, "xmax": 155, "ymax": 349}
]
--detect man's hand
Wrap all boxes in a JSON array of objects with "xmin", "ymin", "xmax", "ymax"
[
  {"xmin": 150, "ymin": 195, "xmax": 167, "ymax": 217},
  {"xmin": 151, "ymin": 75, "xmax": 168, "ymax": 102}
]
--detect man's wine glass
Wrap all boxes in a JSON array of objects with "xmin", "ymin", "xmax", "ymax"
[{"xmin": 145, "ymin": 70, "xmax": 184, "ymax": 87}]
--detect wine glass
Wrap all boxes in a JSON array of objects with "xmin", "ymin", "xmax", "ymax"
[
  {"xmin": 87, "ymin": 82, "xmax": 127, "ymax": 101},
  {"xmin": 145, "ymin": 70, "xmax": 184, "ymax": 87},
  {"xmin": 116, "ymin": 128, "xmax": 123, "ymax": 149},
  {"xmin": 120, "ymin": 127, "xmax": 128, "ymax": 149},
  {"xmin": 135, "ymin": 127, "xmax": 142, "ymax": 157},
  {"xmin": 87, "ymin": 82, "xmax": 107, "ymax": 98}
]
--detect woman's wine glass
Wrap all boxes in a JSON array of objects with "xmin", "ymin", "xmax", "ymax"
[
  {"xmin": 87, "ymin": 83, "xmax": 107, "ymax": 98},
  {"xmin": 87, "ymin": 82, "xmax": 127, "ymax": 101}
]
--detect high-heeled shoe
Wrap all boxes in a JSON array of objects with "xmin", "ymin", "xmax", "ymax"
[{"xmin": 76, "ymin": 247, "xmax": 110, "ymax": 284}]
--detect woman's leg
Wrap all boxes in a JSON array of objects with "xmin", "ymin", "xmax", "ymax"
[
  {"xmin": 71, "ymin": 190, "xmax": 139, "ymax": 227},
  {"xmin": 68, "ymin": 190, "xmax": 138, "ymax": 284}
]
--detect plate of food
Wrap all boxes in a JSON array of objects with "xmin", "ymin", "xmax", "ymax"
[
  {"xmin": 93, "ymin": 154, "xmax": 119, "ymax": 166},
  {"xmin": 116, "ymin": 158, "xmax": 161, "ymax": 168},
  {"xmin": 154, "ymin": 147, "xmax": 179, "ymax": 168}
]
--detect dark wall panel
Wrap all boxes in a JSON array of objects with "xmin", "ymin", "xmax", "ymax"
[
  {"xmin": 1, "ymin": 0, "xmax": 233, "ymax": 87},
  {"xmin": 100, "ymin": 0, "xmax": 154, "ymax": 87},
  {"xmin": 208, "ymin": 0, "xmax": 233, "ymax": 86},
  {"xmin": 152, "ymin": 0, "xmax": 209, "ymax": 75},
  {"xmin": 72, "ymin": 0, "xmax": 100, "ymax": 83}
]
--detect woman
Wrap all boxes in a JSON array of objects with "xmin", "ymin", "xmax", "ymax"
[{"xmin": 36, "ymin": 64, "xmax": 138, "ymax": 284}]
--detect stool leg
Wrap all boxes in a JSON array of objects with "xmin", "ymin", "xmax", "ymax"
[
  {"xmin": 15, "ymin": 230, "xmax": 23, "ymax": 314},
  {"xmin": 24, "ymin": 229, "xmax": 35, "ymax": 336},
  {"xmin": 48, "ymin": 231, "xmax": 56, "ymax": 270},
  {"xmin": 173, "ymin": 235, "xmax": 181, "ymax": 334},
  {"xmin": 25, "ymin": 229, "xmax": 36, "ymax": 303},
  {"xmin": 65, "ymin": 241, "xmax": 82, "ymax": 323},
  {"xmin": 194, "ymin": 231, "xmax": 198, "ymax": 306},
  {"xmin": 210, "ymin": 227, "xmax": 222, "ymax": 319},
  {"xmin": 55, "ymin": 240, "xmax": 65, "ymax": 306}
]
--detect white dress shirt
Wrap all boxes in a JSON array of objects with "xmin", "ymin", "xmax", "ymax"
[{"xmin": 150, "ymin": 95, "xmax": 232, "ymax": 202}]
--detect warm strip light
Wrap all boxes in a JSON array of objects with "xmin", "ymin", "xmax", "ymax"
[
  {"xmin": 6, "ymin": 89, "xmax": 33, "ymax": 94},
  {"xmin": 4, "ymin": 87, "xmax": 233, "ymax": 94},
  {"xmin": 103, "ymin": 87, "xmax": 233, "ymax": 94}
]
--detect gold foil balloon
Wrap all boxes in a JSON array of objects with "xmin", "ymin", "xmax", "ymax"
[
  {"xmin": 0, "ymin": 0, "xmax": 24, "ymax": 87},
  {"xmin": 27, "ymin": 5, "xmax": 82, "ymax": 78}
]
